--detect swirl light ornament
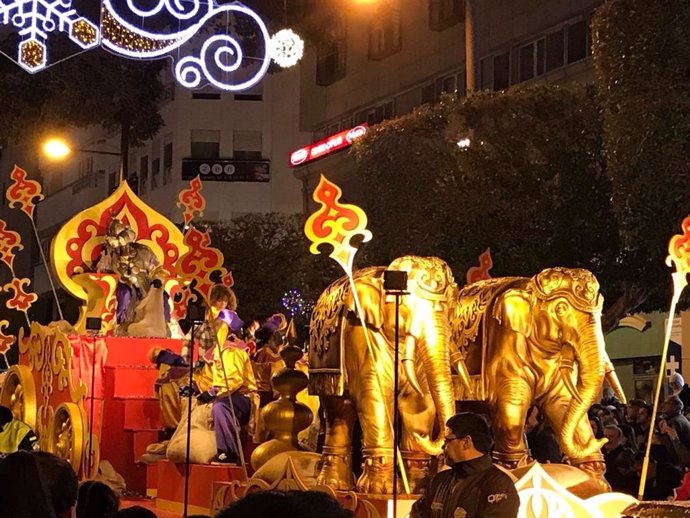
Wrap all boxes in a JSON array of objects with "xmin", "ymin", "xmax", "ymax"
[
  {"xmin": 101, "ymin": 0, "xmax": 279, "ymax": 91},
  {"xmin": 270, "ymin": 28, "xmax": 304, "ymax": 68}
]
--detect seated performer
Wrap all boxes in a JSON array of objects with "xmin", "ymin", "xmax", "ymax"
[
  {"xmin": 197, "ymin": 285, "xmax": 257, "ymax": 464},
  {"xmin": 151, "ymin": 286, "xmax": 242, "ymax": 431},
  {"xmin": 252, "ymin": 314, "xmax": 287, "ymax": 407}
]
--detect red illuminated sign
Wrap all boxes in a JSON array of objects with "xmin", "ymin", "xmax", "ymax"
[{"xmin": 289, "ymin": 124, "xmax": 368, "ymax": 167}]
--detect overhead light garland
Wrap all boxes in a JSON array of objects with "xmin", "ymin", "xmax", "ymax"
[
  {"xmin": 101, "ymin": 0, "xmax": 303, "ymax": 91},
  {"xmin": 0, "ymin": 1, "xmax": 304, "ymax": 91}
]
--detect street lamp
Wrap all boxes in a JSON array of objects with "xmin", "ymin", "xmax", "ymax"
[
  {"xmin": 42, "ymin": 137, "xmax": 124, "ymax": 184},
  {"xmin": 42, "ymin": 137, "xmax": 122, "ymax": 159}
]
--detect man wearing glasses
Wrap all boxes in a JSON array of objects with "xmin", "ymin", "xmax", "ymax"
[{"xmin": 411, "ymin": 413, "xmax": 520, "ymax": 518}]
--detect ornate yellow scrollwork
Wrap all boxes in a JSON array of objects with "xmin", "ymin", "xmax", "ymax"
[
  {"xmin": 6, "ymin": 323, "xmax": 90, "ymax": 474},
  {"xmin": 50, "ymin": 402, "xmax": 87, "ymax": 473},
  {"xmin": 0, "ymin": 364, "xmax": 37, "ymax": 430}
]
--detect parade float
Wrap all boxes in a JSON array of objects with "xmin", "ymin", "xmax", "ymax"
[{"xmin": 1, "ymin": 168, "xmax": 689, "ymax": 518}]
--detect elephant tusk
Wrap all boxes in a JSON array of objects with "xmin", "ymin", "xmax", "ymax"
[
  {"xmin": 403, "ymin": 335, "xmax": 424, "ymax": 397},
  {"xmin": 403, "ymin": 359, "xmax": 424, "ymax": 397},
  {"xmin": 455, "ymin": 360, "xmax": 473, "ymax": 399},
  {"xmin": 559, "ymin": 361, "xmax": 583, "ymax": 404},
  {"xmin": 605, "ymin": 367, "xmax": 627, "ymax": 405}
]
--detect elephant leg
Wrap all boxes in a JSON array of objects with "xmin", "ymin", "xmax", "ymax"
[
  {"xmin": 540, "ymin": 389, "xmax": 610, "ymax": 492},
  {"xmin": 316, "ymin": 396, "xmax": 356, "ymax": 490},
  {"xmin": 491, "ymin": 378, "xmax": 532, "ymax": 469},
  {"xmin": 353, "ymin": 368, "xmax": 396, "ymax": 494},
  {"xmin": 399, "ymin": 391, "xmax": 435, "ymax": 492}
]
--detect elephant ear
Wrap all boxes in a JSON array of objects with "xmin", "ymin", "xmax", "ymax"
[
  {"xmin": 344, "ymin": 276, "xmax": 385, "ymax": 329},
  {"xmin": 492, "ymin": 288, "xmax": 533, "ymax": 337}
]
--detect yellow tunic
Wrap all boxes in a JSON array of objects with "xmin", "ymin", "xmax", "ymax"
[
  {"xmin": 0, "ymin": 419, "xmax": 34, "ymax": 453},
  {"xmin": 212, "ymin": 345, "xmax": 257, "ymax": 396}
]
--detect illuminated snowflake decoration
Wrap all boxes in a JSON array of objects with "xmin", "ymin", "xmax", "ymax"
[
  {"xmin": 0, "ymin": 0, "xmax": 100, "ymax": 72},
  {"xmin": 270, "ymin": 28, "xmax": 304, "ymax": 68}
]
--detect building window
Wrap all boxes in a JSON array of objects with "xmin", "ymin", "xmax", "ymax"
[
  {"xmin": 316, "ymin": 14, "xmax": 347, "ymax": 86},
  {"xmin": 493, "ymin": 52, "xmax": 510, "ymax": 90},
  {"xmin": 108, "ymin": 171, "xmax": 117, "ymax": 194},
  {"xmin": 140, "ymin": 155, "xmax": 149, "ymax": 194},
  {"xmin": 151, "ymin": 139, "xmax": 160, "ymax": 190},
  {"xmin": 234, "ymin": 85, "xmax": 263, "ymax": 101},
  {"xmin": 480, "ymin": 56, "xmax": 492, "ymax": 90},
  {"xmin": 517, "ymin": 38, "xmax": 545, "ymax": 82},
  {"xmin": 151, "ymin": 158, "xmax": 160, "ymax": 190},
  {"xmin": 368, "ymin": 0, "xmax": 402, "ymax": 60},
  {"xmin": 567, "ymin": 19, "xmax": 588, "ymax": 64},
  {"xmin": 429, "ymin": 0, "xmax": 463, "ymax": 31},
  {"xmin": 163, "ymin": 138, "xmax": 173, "ymax": 185},
  {"xmin": 190, "ymin": 129, "xmax": 220, "ymax": 159},
  {"xmin": 233, "ymin": 131, "xmax": 262, "ymax": 161},
  {"xmin": 545, "ymin": 28, "xmax": 565, "ymax": 72},
  {"xmin": 456, "ymin": 71, "xmax": 466, "ymax": 97},
  {"xmin": 192, "ymin": 92, "xmax": 221, "ymax": 100},
  {"xmin": 421, "ymin": 83, "xmax": 436, "ymax": 105}
]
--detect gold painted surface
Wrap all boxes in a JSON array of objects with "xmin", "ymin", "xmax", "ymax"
[
  {"xmin": 51, "ymin": 181, "xmax": 188, "ymax": 305},
  {"xmin": 453, "ymin": 267, "xmax": 624, "ymax": 491},
  {"xmin": 309, "ymin": 256, "xmax": 458, "ymax": 494},
  {"xmin": 13, "ymin": 323, "xmax": 89, "ymax": 475},
  {"xmin": 0, "ymin": 364, "xmax": 37, "ymax": 430},
  {"xmin": 72, "ymin": 273, "xmax": 119, "ymax": 335}
]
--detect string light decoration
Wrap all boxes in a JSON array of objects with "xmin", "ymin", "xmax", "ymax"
[
  {"xmin": 281, "ymin": 289, "xmax": 305, "ymax": 318},
  {"xmin": 100, "ymin": 0, "xmax": 285, "ymax": 92},
  {"xmin": 0, "ymin": 0, "xmax": 99, "ymax": 72},
  {"xmin": 270, "ymin": 28, "xmax": 304, "ymax": 68}
]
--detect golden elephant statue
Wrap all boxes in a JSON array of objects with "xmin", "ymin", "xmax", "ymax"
[
  {"xmin": 453, "ymin": 267, "xmax": 626, "ymax": 489},
  {"xmin": 309, "ymin": 256, "xmax": 458, "ymax": 494}
]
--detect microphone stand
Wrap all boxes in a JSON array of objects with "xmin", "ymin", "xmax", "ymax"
[
  {"xmin": 87, "ymin": 328, "xmax": 100, "ymax": 478},
  {"xmin": 182, "ymin": 318, "xmax": 201, "ymax": 518},
  {"xmin": 384, "ymin": 270, "xmax": 408, "ymax": 518}
]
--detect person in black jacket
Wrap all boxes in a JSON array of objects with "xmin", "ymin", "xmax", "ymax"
[{"xmin": 411, "ymin": 413, "xmax": 520, "ymax": 518}]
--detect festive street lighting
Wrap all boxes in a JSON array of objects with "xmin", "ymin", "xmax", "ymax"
[
  {"xmin": 43, "ymin": 138, "xmax": 72, "ymax": 159},
  {"xmin": 42, "ymin": 137, "xmax": 125, "ymax": 184},
  {"xmin": 42, "ymin": 138, "xmax": 122, "ymax": 160}
]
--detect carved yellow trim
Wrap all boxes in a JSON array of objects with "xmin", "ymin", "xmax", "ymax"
[{"xmin": 0, "ymin": 364, "xmax": 37, "ymax": 430}]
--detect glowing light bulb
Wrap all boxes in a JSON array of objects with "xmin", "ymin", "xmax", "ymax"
[
  {"xmin": 43, "ymin": 139, "xmax": 72, "ymax": 159},
  {"xmin": 457, "ymin": 137, "xmax": 471, "ymax": 149}
]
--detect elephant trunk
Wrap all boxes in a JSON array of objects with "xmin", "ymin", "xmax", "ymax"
[
  {"xmin": 414, "ymin": 316, "xmax": 456, "ymax": 456},
  {"xmin": 560, "ymin": 315, "xmax": 607, "ymax": 459}
]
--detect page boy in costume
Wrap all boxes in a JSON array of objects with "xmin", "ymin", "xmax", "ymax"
[{"xmin": 196, "ymin": 284, "xmax": 257, "ymax": 463}]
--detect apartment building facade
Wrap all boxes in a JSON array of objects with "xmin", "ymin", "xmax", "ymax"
[
  {"xmin": 290, "ymin": 0, "xmax": 601, "ymax": 208},
  {"xmin": 0, "ymin": 66, "xmax": 310, "ymax": 321}
]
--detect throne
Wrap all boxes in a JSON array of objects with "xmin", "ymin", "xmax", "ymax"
[{"xmin": 51, "ymin": 181, "xmax": 189, "ymax": 335}]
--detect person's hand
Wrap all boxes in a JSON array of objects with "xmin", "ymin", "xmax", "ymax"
[{"xmin": 660, "ymin": 419, "xmax": 679, "ymax": 440}]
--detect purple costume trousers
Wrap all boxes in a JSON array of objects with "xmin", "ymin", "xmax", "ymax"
[{"xmin": 212, "ymin": 392, "xmax": 251, "ymax": 458}]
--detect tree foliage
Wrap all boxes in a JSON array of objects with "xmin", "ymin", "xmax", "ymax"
[
  {"xmin": 592, "ymin": 0, "xmax": 690, "ymax": 311},
  {"xmin": 0, "ymin": 47, "xmax": 164, "ymax": 150},
  {"xmin": 353, "ymin": 85, "xmax": 620, "ymax": 294},
  {"xmin": 209, "ymin": 214, "xmax": 338, "ymax": 326}
]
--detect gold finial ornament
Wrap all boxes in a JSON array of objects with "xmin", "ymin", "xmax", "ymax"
[{"xmin": 250, "ymin": 345, "xmax": 314, "ymax": 471}]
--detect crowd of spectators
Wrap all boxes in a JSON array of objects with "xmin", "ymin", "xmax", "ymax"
[
  {"xmin": 0, "ymin": 449, "xmax": 353, "ymax": 518},
  {"xmin": 523, "ymin": 373, "xmax": 690, "ymax": 501}
]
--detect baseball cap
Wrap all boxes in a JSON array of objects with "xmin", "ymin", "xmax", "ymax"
[{"xmin": 445, "ymin": 413, "xmax": 494, "ymax": 452}]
